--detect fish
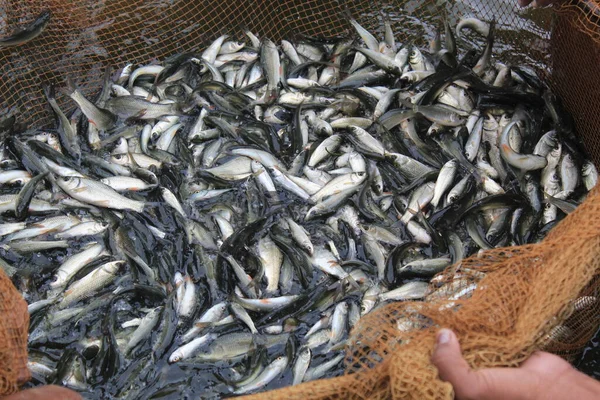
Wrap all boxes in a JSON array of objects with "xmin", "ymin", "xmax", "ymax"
[
  {"xmin": 257, "ymin": 235, "xmax": 284, "ymax": 293},
  {"xmin": 499, "ymin": 122, "xmax": 547, "ymax": 171},
  {"xmin": 58, "ymin": 261, "xmax": 123, "ymax": 308},
  {"xmin": 168, "ymin": 333, "xmax": 215, "ymax": 363},
  {"xmin": 124, "ymin": 307, "xmax": 163, "ymax": 355},
  {"xmin": 104, "ymin": 96, "xmax": 181, "ymax": 120},
  {"xmin": 292, "ymin": 347, "xmax": 311, "ymax": 385},
  {"xmin": 1, "ymin": 16, "xmax": 594, "ymax": 399},
  {"xmin": 56, "ymin": 176, "xmax": 146, "ymax": 212},
  {"xmin": 192, "ymin": 332, "xmax": 289, "ymax": 362},
  {"xmin": 233, "ymin": 356, "xmax": 288, "ymax": 394},
  {"xmin": 50, "ymin": 243, "xmax": 108, "ymax": 288},
  {"xmin": 0, "ymin": 10, "xmax": 51, "ymax": 47},
  {"xmin": 63, "ymin": 80, "xmax": 117, "ymax": 130},
  {"xmin": 303, "ymin": 354, "xmax": 344, "ymax": 382},
  {"xmin": 181, "ymin": 302, "xmax": 228, "ymax": 343}
]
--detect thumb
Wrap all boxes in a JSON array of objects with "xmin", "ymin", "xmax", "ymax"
[
  {"xmin": 432, "ymin": 329, "xmax": 542, "ymax": 400},
  {"xmin": 431, "ymin": 328, "xmax": 482, "ymax": 398}
]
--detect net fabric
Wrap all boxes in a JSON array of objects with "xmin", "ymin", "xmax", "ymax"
[
  {"xmin": 0, "ymin": 0, "xmax": 551, "ymax": 130},
  {"xmin": 0, "ymin": 0, "xmax": 599, "ymax": 398},
  {"xmin": 550, "ymin": 1, "xmax": 600, "ymax": 165},
  {"xmin": 0, "ymin": 268, "xmax": 30, "ymax": 395}
]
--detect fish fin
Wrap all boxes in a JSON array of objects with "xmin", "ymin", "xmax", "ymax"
[
  {"xmin": 252, "ymin": 333, "xmax": 268, "ymax": 348},
  {"xmin": 63, "ymin": 76, "xmax": 78, "ymax": 96},
  {"xmin": 327, "ymin": 340, "xmax": 348, "ymax": 352},
  {"xmin": 133, "ymin": 109, "xmax": 148, "ymax": 119},
  {"xmin": 42, "ymin": 84, "xmax": 55, "ymax": 101}
]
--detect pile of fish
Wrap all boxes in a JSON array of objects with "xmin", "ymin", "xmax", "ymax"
[{"xmin": 0, "ymin": 15, "xmax": 596, "ymax": 398}]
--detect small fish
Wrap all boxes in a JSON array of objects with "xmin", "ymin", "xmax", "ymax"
[
  {"xmin": 56, "ymin": 176, "xmax": 145, "ymax": 212},
  {"xmin": 181, "ymin": 302, "xmax": 228, "ymax": 343},
  {"xmin": 0, "ymin": 10, "xmax": 51, "ymax": 47},
  {"xmin": 292, "ymin": 347, "xmax": 311, "ymax": 385},
  {"xmin": 431, "ymin": 160, "xmax": 457, "ymax": 207},
  {"xmin": 51, "ymin": 243, "xmax": 109, "ymax": 288},
  {"xmin": 233, "ymin": 356, "xmax": 288, "ymax": 394},
  {"xmin": 303, "ymin": 354, "xmax": 344, "ymax": 382},
  {"xmin": 378, "ymin": 281, "xmax": 429, "ymax": 302},
  {"xmin": 257, "ymin": 235, "xmax": 283, "ymax": 293},
  {"xmin": 499, "ymin": 122, "xmax": 547, "ymax": 171},
  {"xmin": 100, "ymin": 176, "xmax": 155, "ymax": 191},
  {"xmin": 59, "ymin": 261, "xmax": 123, "ymax": 308},
  {"xmin": 125, "ymin": 307, "xmax": 163, "ymax": 354},
  {"xmin": 63, "ymin": 80, "xmax": 117, "ymax": 130},
  {"xmin": 329, "ymin": 302, "xmax": 348, "ymax": 346},
  {"xmin": 177, "ymin": 275, "xmax": 197, "ymax": 320}
]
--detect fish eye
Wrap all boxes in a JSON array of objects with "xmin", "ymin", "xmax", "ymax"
[{"xmin": 82, "ymin": 344, "xmax": 100, "ymax": 359}]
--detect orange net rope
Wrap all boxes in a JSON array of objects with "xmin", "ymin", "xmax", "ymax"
[{"xmin": 0, "ymin": 268, "xmax": 30, "ymax": 395}]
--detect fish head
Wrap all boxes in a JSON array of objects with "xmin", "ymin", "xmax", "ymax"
[
  {"xmin": 104, "ymin": 260, "xmax": 125, "ymax": 274},
  {"xmin": 168, "ymin": 351, "xmax": 183, "ymax": 364},
  {"xmin": 57, "ymin": 176, "xmax": 81, "ymax": 191},
  {"xmin": 339, "ymin": 302, "xmax": 349, "ymax": 314},
  {"xmin": 110, "ymin": 153, "xmax": 130, "ymax": 166}
]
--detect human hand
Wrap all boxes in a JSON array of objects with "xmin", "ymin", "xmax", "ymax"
[
  {"xmin": 1, "ymin": 385, "xmax": 82, "ymax": 400},
  {"xmin": 518, "ymin": 0, "xmax": 556, "ymax": 7},
  {"xmin": 431, "ymin": 328, "xmax": 600, "ymax": 400}
]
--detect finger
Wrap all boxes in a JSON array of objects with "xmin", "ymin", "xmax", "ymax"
[
  {"xmin": 518, "ymin": 0, "xmax": 534, "ymax": 6},
  {"xmin": 431, "ymin": 328, "xmax": 483, "ymax": 398},
  {"xmin": 431, "ymin": 329, "xmax": 539, "ymax": 400},
  {"xmin": 2, "ymin": 385, "xmax": 83, "ymax": 400}
]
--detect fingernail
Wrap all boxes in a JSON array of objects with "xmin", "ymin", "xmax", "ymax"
[{"xmin": 437, "ymin": 328, "xmax": 452, "ymax": 345}]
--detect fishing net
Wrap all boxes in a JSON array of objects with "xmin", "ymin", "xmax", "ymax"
[
  {"xmin": 0, "ymin": 267, "xmax": 30, "ymax": 394},
  {"xmin": 0, "ymin": 0, "xmax": 600, "ymax": 398}
]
